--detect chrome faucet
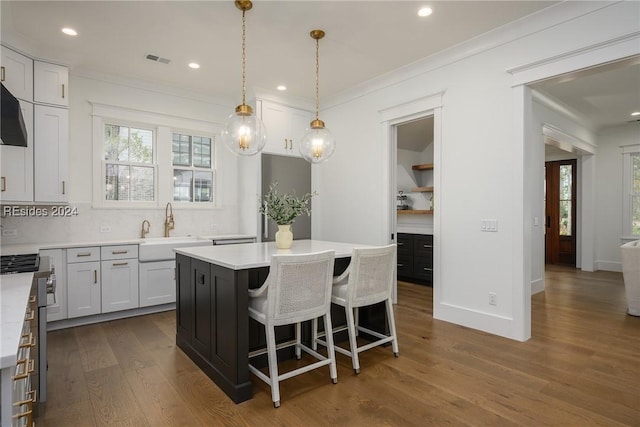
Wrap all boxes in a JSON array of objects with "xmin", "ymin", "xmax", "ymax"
[
  {"xmin": 164, "ymin": 202, "xmax": 175, "ymax": 237},
  {"xmin": 140, "ymin": 219, "xmax": 151, "ymax": 238}
]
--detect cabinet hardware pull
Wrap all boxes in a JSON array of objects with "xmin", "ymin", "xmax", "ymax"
[
  {"xmin": 13, "ymin": 358, "xmax": 34, "ymax": 380},
  {"xmin": 423, "ymin": 245, "xmax": 432, "ymax": 248},
  {"xmin": 397, "ymin": 242, "xmax": 403, "ymax": 246},
  {"xmin": 62, "ymin": 180, "xmax": 66, "ymax": 195},
  {"xmin": 14, "ymin": 389, "xmax": 37, "ymax": 406},
  {"xmin": 199, "ymin": 274, "xmax": 205, "ymax": 285},
  {"xmin": 28, "ymin": 295, "xmax": 36, "ymax": 304},
  {"xmin": 1, "ymin": 176, "xmax": 6, "ymax": 192},
  {"xmin": 283, "ymin": 138, "xmax": 287, "ymax": 149},
  {"xmin": 112, "ymin": 262, "xmax": 128, "ymax": 267},
  {"xmin": 11, "ymin": 408, "xmax": 33, "ymax": 420},
  {"xmin": 288, "ymin": 139, "xmax": 292, "ymax": 150},
  {"xmin": 0, "ymin": 66, "xmax": 4, "ymax": 81},
  {"xmin": 94, "ymin": 270, "xmax": 98, "ymax": 283},
  {"xmin": 25, "ymin": 309, "xmax": 35, "ymax": 321},
  {"xmin": 423, "ymin": 267, "xmax": 433, "ymax": 271},
  {"xmin": 19, "ymin": 332, "xmax": 36, "ymax": 349},
  {"xmin": 62, "ymin": 83, "xmax": 65, "ymax": 99},
  {"xmin": 112, "ymin": 250, "xmax": 128, "ymax": 254},
  {"xmin": 77, "ymin": 252, "xmax": 91, "ymax": 257},
  {"xmin": 397, "ymin": 263, "xmax": 404, "ymax": 267}
]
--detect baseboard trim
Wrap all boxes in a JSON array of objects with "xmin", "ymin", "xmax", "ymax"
[{"xmin": 595, "ymin": 261, "xmax": 622, "ymax": 273}]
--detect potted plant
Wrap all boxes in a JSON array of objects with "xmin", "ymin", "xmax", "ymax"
[{"xmin": 259, "ymin": 183, "xmax": 315, "ymax": 249}]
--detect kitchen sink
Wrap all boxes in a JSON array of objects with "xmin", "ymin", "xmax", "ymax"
[{"xmin": 138, "ymin": 236, "xmax": 212, "ymax": 262}]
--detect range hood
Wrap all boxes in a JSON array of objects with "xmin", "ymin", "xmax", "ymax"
[{"xmin": 0, "ymin": 83, "xmax": 28, "ymax": 147}]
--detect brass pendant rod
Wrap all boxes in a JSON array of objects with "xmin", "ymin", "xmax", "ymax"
[{"xmin": 241, "ymin": 8, "xmax": 247, "ymax": 106}]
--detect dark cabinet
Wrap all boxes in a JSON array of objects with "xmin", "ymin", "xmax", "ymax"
[
  {"xmin": 397, "ymin": 233, "xmax": 433, "ymax": 285},
  {"xmin": 192, "ymin": 258, "xmax": 212, "ymax": 359},
  {"xmin": 176, "ymin": 254, "xmax": 191, "ymax": 342}
]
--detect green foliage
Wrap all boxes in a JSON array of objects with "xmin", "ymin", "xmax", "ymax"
[{"xmin": 258, "ymin": 183, "xmax": 316, "ymax": 225}]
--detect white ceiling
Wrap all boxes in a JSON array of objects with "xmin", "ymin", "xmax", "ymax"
[
  {"xmin": 1, "ymin": 0, "xmax": 556, "ymax": 102},
  {"xmin": 1, "ymin": 1, "xmax": 637, "ymax": 133}
]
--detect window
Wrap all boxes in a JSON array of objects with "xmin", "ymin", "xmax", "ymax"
[
  {"xmin": 559, "ymin": 164, "xmax": 573, "ymax": 236},
  {"xmin": 172, "ymin": 133, "xmax": 214, "ymax": 203},
  {"xmin": 104, "ymin": 124, "xmax": 155, "ymax": 202},
  {"xmin": 623, "ymin": 146, "xmax": 640, "ymax": 237}
]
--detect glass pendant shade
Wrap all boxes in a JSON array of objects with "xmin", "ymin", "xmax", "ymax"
[
  {"xmin": 222, "ymin": 105, "xmax": 266, "ymax": 156},
  {"xmin": 299, "ymin": 120, "xmax": 335, "ymax": 163}
]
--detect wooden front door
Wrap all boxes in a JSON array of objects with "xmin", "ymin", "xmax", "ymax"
[{"xmin": 545, "ymin": 160, "xmax": 577, "ymax": 266}]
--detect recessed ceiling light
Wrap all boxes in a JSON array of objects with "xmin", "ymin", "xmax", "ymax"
[
  {"xmin": 61, "ymin": 27, "xmax": 78, "ymax": 36},
  {"xmin": 188, "ymin": 62, "xmax": 200, "ymax": 69},
  {"xmin": 631, "ymin": 111, "xmax": 640, "ymax": 116},
  {"xmin": 276, "ymin": 85, "xmax": 287, "ymax": 91},
  {"xmin": 418, "ymin": 7, "xmax": 433, "ymax": 17}
]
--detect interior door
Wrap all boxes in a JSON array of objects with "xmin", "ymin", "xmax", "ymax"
[{"xmin": 545, "ymin": 159, "xmax": 577, "ymax": 266}]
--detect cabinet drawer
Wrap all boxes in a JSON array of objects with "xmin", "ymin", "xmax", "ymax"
[
  {"xmin": 414, "ymin": 235, "xmax": 433, "ymax": 256},
  {"xmin": 396, "ymin": 233, "xmax": 413, "ymax": 256},
  {"xmin": 101, "ymin": 245, "xmax": 138, "ymax": 260},
  {"xmin": 396, "ymin": 254, "xmax": 414, "ymax": 278},
  {"xmin": 67, "ymin": 246, "xmax": 100, "ymax": 263},
  {"xmin": 414, "ymin": 260, "xmax": 433, "ymax": 282}
]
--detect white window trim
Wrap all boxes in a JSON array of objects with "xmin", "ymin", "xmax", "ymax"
[
  {"xmin": 622, "ymin": 144, "xmax": 640, "ymax": 239},
  {"xmin": 91, "ymin": 102, "xmax": 220, "ymax": 209}
]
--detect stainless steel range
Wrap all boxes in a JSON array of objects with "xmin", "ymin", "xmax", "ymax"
[{"xmin": 0, "ymin": 253, "xmax": 55, "ymax": 419}]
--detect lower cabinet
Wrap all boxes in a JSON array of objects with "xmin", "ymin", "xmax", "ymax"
[
  {"xmin": 397, "ymin": 233, "xmax": 433, "ymax": 285},
  {"xmin": 139, "ymin": 260, "xmax": 176, "ymax": 307},
  {"xmin": 101, "ymin": 245, "xmax": 139, "ymax": 313},
  {"xmin": 67, "ymin": 259, "xmax": 101, "ymax": 318}
]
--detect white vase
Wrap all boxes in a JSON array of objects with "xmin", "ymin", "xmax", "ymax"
[{"xmin": 275, "ymin": 224, "xmax": 293, "ymax": 249}]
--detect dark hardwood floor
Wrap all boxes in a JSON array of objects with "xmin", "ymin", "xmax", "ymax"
[{"xmin": 39, "ymin": 265, "xmax": 639, "ymax": 426}]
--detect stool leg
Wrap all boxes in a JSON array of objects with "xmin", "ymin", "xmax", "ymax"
[
  {"xmin": 311, "ymin": 318, "xmax": 318, "ymax": 351},
  {"xmin": 386, "ymin": 298, "xmax": 399, "ymax": 357},
  {"xmin": 324, "ymin": 313, "xmax": 338, "ymax": 384},
  {"xmin": 265, "ymin": 324, "xmax": 281, "ymax": 407},
  {"xmin": 345, "ymin": 305, "xmax": 360, "ymax": 374},
  {"xmin": 295, "ymin": 322, "xmax": 302, "ymax": 360}
]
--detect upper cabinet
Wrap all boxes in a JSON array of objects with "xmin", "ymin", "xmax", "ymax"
[
  {"xmin": 257, "ymin": 99, "xmax": 311, "ymax": 157},
  {"xmin": 34, "ymin": 105, "xmax": 69, "ymax": 203},
  {"xmin": 34, "ymin": 61, "xmax": 69, "ymax": 107},
  {"xmin": 0, "ymin": 100, "xmax": 34, "ymax": 202},
  {"xmin": 0, "ymin": 46, "xmax": 33, "ymax": 102}
]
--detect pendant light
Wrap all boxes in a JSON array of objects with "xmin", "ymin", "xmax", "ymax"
[
  {"xmin": 221, "ymin": 0, "xmax": 266, "ymax": 156},
  {"xmin": 299, "ymin": 30, "xmax": 335, "ymax": 163}
]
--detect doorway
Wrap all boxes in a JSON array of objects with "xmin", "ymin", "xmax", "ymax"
[{"xmin": 545, "ymin": 159, "xmax": 577, "ymax": 266}]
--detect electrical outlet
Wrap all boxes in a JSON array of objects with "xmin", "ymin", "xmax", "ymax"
[
  {"xmin": 489, "ymin": 292, "xmax": 497, "ymax": 306},
  {"xmin": 2, "ymin": 228, "xmax": 17, "ymax": 237},
  {"xmin": 100, "ymin": 226, "xmax": 111, "ymax": 233}
]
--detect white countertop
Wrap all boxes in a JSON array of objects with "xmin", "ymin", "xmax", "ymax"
[
  {"xmin": 0, "ymin": 234, "xmax": 256, "ymax": 256},
  {"xmin": 0, "ymin": 272, "xmax": 33, "ymax": 369},
  {"xmin": 175, "ymin": 239, "xmax": 372, "ymax": 270}
]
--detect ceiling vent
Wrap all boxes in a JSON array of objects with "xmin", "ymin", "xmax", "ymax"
[{"xmin": 145, "ymin": 53, "xmax": 171, "ymax": 64}]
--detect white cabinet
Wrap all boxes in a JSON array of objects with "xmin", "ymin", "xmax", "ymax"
[
  {"xmin": 34, "ymin": 61, "xmax": 69, "ymax": 107},
  {"xmin": 67, "ymin": 246, "xmax": 101, "ymax": 319},
  {"xmin": 40, "ymin": 248, "xmax": 67, "ymax": 322},
  {"xmin": 34, "ymin": 104, "xmax": 68, "ymax": 203},
  {"xmin": 139, "ymin": 260, "xmax": 176, "ymax": 307},
  {"xmin": 101, "ymin": 245, "xmax": 139, "ymax": 313},
  {"xmin": 258, "ymin": 100, "xmax": 311, "ymax": 157},
  {"xmin": 0, "ymin": 100, "xmax": 33, "ymax": 202},
  {"xmin": 0, "ymin": 45, "xmax": 33, "ymax": 102}
]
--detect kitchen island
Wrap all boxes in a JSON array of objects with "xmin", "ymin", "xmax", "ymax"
[{"xmin": 173, "ymin": 240, "xmax": 383, "ymax": 403}]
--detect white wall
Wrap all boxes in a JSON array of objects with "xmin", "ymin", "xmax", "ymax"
[
  {"xmin": 315, "ymin": 1, "xmax": 639, "ymax": 340},
  {"xmin": 595, "ymin": 122, "xmax": 640, "ymax": 271},
  {"xmin": 0, "ymin": 74, "xmax": 249, "ymax": 245}
]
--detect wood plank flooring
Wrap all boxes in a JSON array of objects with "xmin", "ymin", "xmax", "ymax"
[{"xmin": 38, "ymin": 265, "xmax": 639, "ymax": 426}]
